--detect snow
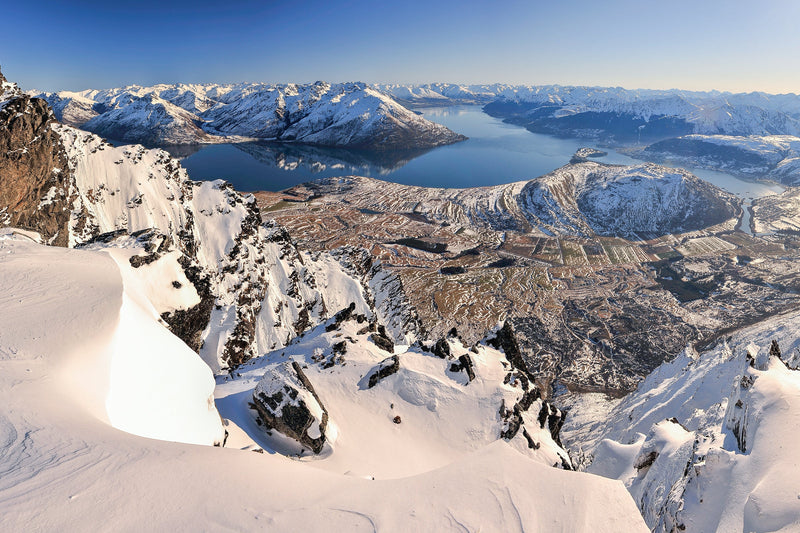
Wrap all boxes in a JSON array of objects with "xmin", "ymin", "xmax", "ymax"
[
  {"xmin": 0, "ymin": 233, "xmax": 647, "ymax": 532},
  {"xmin": 216, "ymin": 320, "xmax": 572, "ymax": 478},
  {"xmin": 0, "ymin": 235, "xmax": 223, "ymax": 445},
  {"xmin": 576, "ymin": 309, "xmax": 800, "ymax": 532}
]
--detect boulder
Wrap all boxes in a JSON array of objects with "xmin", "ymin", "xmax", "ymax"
[
  {"xmin": 252, "ymin": 361, "xmax": 329, "ymax": 454},
  {"xmin": 366, "ymin": 355, "xmax": 400, "ymax": 389}
]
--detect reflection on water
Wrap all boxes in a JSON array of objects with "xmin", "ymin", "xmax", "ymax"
[{"xmin": 168, "ymin": 105, "xmax": 787, "ymax": 198}]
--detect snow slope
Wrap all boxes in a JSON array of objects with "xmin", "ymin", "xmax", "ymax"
[
  {"xmin": 0, "ymin": 232, "xmax": 223, "ymax": 445},
  {"xmin": 216, "ymin": 318, "xmax": 573, "ymax": 477},
  {"xmin": 572, "ymin": 309, "xmax": 800, "ymax": 532},
  {"xmin": 0, "ymin": 231, "xmax": 647, "ymax": 532}
]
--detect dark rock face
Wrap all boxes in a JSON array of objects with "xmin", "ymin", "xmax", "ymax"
[
  {"xmin": 252, "ymin": 361, "xmax": 329, "ymax": 454},
  {"xmin": 489, "ymin": 325, "xmax": 572, "ymax": 468},
  {"xmin": 160, "ymin": 257, "xmax": 215, "ymax": 353},
  {"xmin": 432, "ymin": 338, "xmax": 451, "ymax": 359},
  {"xmin": 449, "ymin": 354, "xmax": 476, "ymax": 382},
  {"xmin": 0, "ymin": 79, "xmax": 73, "ymax": 245},
  {"xmin": 326, "ymin": 302, "xmax": 356, "ymax": 331},
  {"xmin": 371, "ymin": 325, "xmax": 394, "ymax": 353},
  {"xmin": 487, "ymin": 322, "xmax": 530, "ymax": 377},
  {"xmin": 366, "ymin": 355, "xmax": 401, "ymax": 389}
]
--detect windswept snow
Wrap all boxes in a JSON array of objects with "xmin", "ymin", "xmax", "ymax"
[
  {"xmin": 569, "ymin": 309, "xmax": 800, "ymax": 532},
  {"xmin": 0, "ymin": 232, "xmax": 647, "ymax": 532},
  {"xmin": 0, "ymin": 233, "xmax": 223, "ymax": 445}
]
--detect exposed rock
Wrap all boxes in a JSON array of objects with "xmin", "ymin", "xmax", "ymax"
[
  {"xmin": 432, "ymin": 338, "xmax": 451, "ymax": 359},
  {"xmin": 449, "ymin": 354, "xmax": 476, "ymax": 382},
  {"xmin": 487, "ymin": 322, "xmax": 531, "ymax": 377},
  {"xmin": 251, "ymin": 361, "xmax": 329, "ymax": 454},
  {"xmin": 366, "ymin": 355, "xmax": 400, "ymax": 389},
  {"xmin": 326, "ymin": 302, "xmax": 356, "ymax": 331},
  {"xmin": 371, "ymin": 325, "xmax": 395, "ymax": 353},
  {"xmin": 0, "ymin": 82, "xmax": 73, "ymax": 246}
]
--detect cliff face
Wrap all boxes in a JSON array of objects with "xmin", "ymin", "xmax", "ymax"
[{"xmin": 0, "ymin": 68, "xmax": 73, "ymax": 245}]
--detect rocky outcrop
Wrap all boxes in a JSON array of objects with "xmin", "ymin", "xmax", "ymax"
[
  {"xmin": 498, "ymin": 366, "xmax": 572, "ymax": 469},
  {"xmin": 370, "ymin": 325, "xmax": 394, "ymax": 353},
  {"xmin": 449, "ymin": 354, "xmax": 476, "ymax": 382},
  {"xmin": 366, "ymin": 355, "xmax": 400, "ymax": 388},
  {"xmin": 0, "ymin": 68, "xmax": 73, "ymax": 246},
  {"xmin": 328, "ymin": 246, "xmax": 423, "ymax": 345},
  {"xmin": 252, "ymin": 361, "xmax": 329, "ymax": 454}
]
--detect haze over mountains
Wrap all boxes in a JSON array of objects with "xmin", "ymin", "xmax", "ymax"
[{"xmin": 4, "ymin": 63, "xmax": 800, "ymax": 532}]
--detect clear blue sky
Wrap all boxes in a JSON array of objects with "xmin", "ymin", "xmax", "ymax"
[{"xmin": 2, "ymin": 0, "xmax": 799, "ymax": 94}]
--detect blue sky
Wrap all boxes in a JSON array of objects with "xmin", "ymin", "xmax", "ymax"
[{"xmin": 2, "ymin": 0, "xmax": 799, "ymax": 93}]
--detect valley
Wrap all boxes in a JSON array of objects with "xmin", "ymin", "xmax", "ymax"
[
  {"xmin": 255, "ymin": 169, "xmax": 800, "ymax": 396},
  {"xmin": 3, "ymin": 62, "xmax": 800, "ymax": 532}
]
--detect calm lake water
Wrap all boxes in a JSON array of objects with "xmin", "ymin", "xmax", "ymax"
[{"xmin": 171, "ymin": 105, "xmax": 785, "ymax": 200}]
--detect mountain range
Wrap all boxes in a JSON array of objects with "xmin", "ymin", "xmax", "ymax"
[
  {"xmin": 36, "ymin": 81, "xmax": 466, "ymax": 149},
  {"xmin": 4, "ymin": 66, "xmax": 800, "ymax": 531}
]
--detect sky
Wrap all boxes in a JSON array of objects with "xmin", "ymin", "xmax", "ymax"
[{"xmin": 1, "ymin": 0, "xmax": 799, "ymax": 94}]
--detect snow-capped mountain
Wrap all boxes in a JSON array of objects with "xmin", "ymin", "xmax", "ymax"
[
  {"xmin": 376, "ymin": 83, "xmax": 800, "ymax": 141},
  {"xmin": 0, "ymin": 67, "xmax": 651, "ymax": 531},
  {"xmin": 483, "ymin": 86, "xmax": 800, "ymax": 141},
  {"xmin": 80, "ymin": 94, "xmax": 218, "ymax": 145},
  {"xmin": 37, "ymin": 81, "xmax": 467, "ymax": 149},
  {"xmin": 566, "ymin": 308, "xmax": 800, "ymax": 532},
  {"xmin": 376, "ymin": 83, "xmax": 507, "ymax": 105},
  {"xmin": 293, "ymin": 160, "xmax": 739, "ymax": 239}
]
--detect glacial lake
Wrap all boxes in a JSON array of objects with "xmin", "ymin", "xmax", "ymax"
[{"xmin": 170, "ymin": 105, "xmax": 785, "ymax": 201}]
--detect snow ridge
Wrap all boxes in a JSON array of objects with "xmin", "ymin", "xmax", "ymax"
[{"xmin": 577, "ymin": 310, "xmax": 800, "ymax": 532}]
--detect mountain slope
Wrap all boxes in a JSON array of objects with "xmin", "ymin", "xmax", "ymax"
[
  {"xmin": 1, "ymin": 77, "xmax": 417, "ymax": 371},
  {"xmin": 568, "ymin": 309, "xmax": 800, "ymax": 532},
  {"xmin": 81, "ymin": 94, "xmax": 218, "ymax": 145},
  {"xmin": 643, "ymin": 134, "xmax": 800, "ymax": 186},
  {"xmin": 0, "ymin": 232, "xmax": 648, "ymax": 532},
  {"xmin": 293, "ymin": 160, "xmax": 739, "ymax": 238}
]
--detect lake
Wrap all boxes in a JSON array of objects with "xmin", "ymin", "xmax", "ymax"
[{"xmin": 171, "ymin": 106, "xmax": 785, "ymax": 201}]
